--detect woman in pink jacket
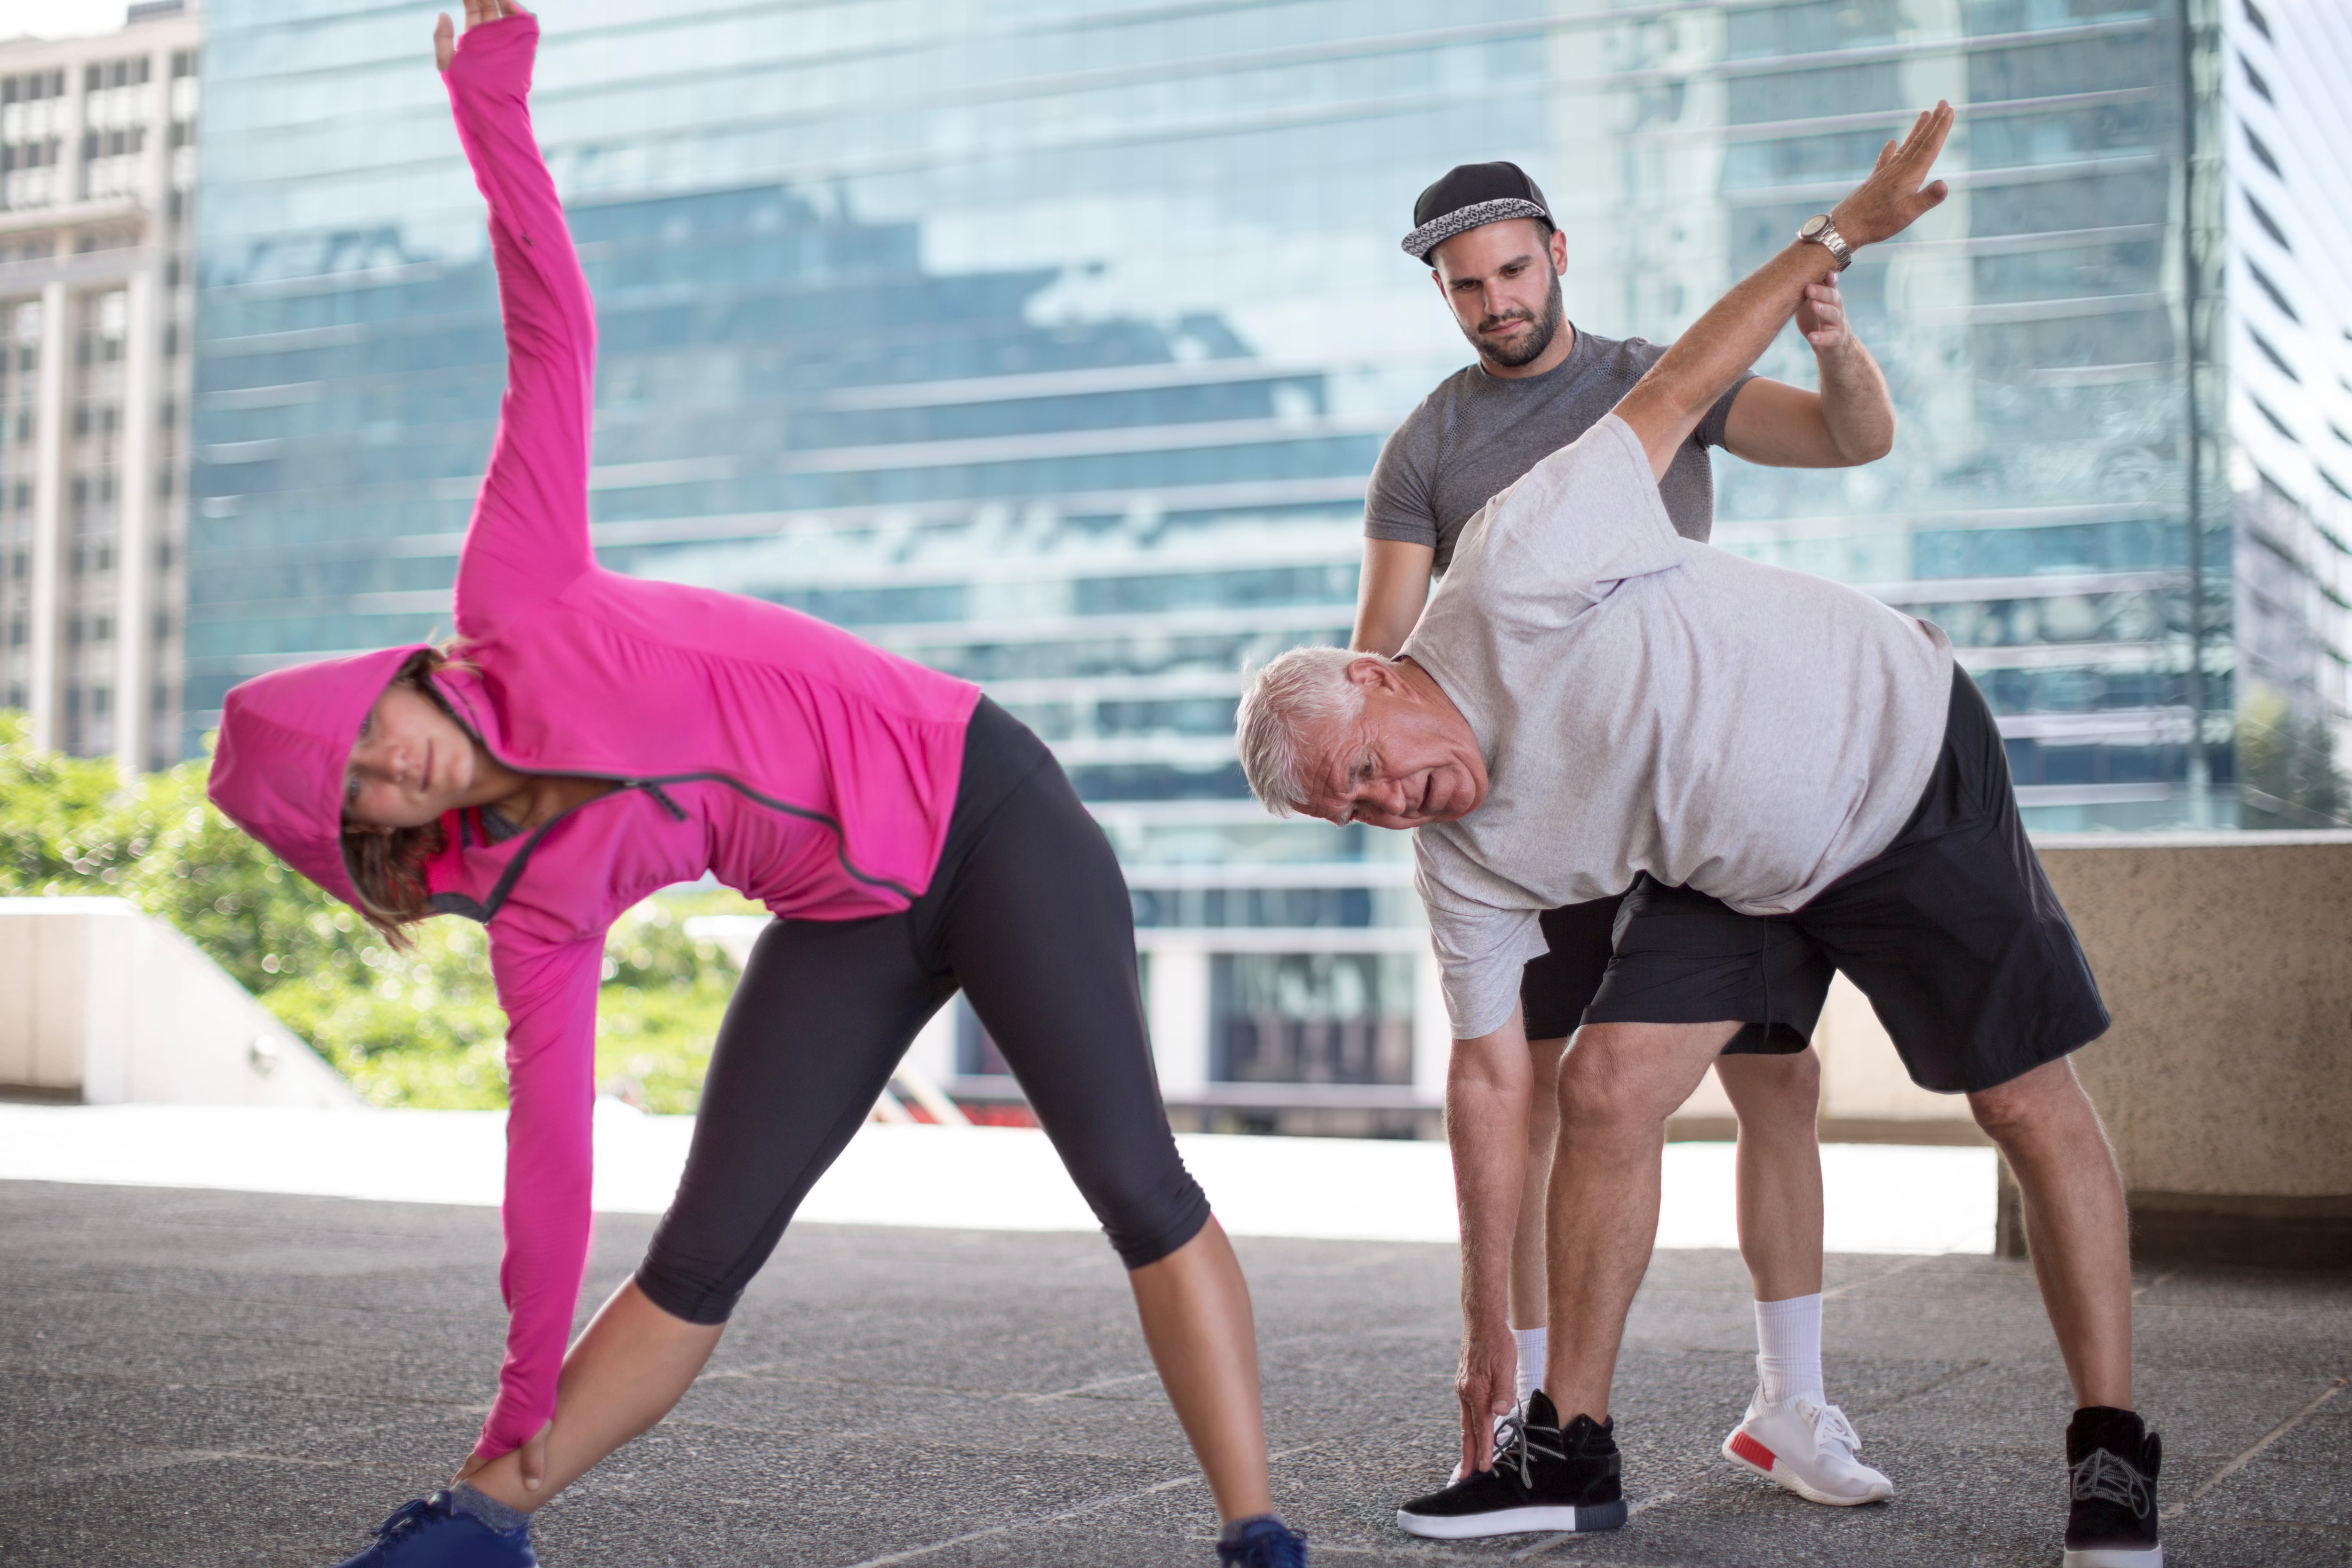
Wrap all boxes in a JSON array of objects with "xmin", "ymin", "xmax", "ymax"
[{"xmin": 206, "ymin": 7, "xmax": 1305, "ymax": 1566}]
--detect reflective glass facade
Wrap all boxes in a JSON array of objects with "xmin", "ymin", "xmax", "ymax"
[{"xmin": 188, "ymin": 0, "xmax": 2351, "ymax": 1109}]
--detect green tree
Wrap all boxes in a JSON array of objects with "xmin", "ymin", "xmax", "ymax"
[
  {"xmin": 0, "ymin": 715, "xmax": 746, "ymax": 1110},
  {"xmin": 2238, "ymin": 690, "xmax": 2349, "ymax": 829}
]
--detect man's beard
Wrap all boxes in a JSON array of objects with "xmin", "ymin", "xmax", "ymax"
[{"xmin": 1468, "ymin": 272, "xmax": 1565, "ymax": 369}]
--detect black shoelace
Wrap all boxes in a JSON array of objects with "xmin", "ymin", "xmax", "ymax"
[
  {"xmin": 1494, "ymin": 1407, "xmax": 1569, "ymax": 1488},
  {"xmin": 369, "ymin": 1496, "xmax": 439, "ymax": 1544},
  {"xmin": 2070, "ymin": 1448, "xmax": 2153, "ymax": 1519}
]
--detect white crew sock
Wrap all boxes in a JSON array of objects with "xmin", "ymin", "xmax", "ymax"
[
  {"xmin": 1754, "ymin": 1293, "xmax": 1825, "ymax": 1406},
  {"xmin": 1511, "ymin": 1325, "xmax": 1547, "ymax": 1405}
]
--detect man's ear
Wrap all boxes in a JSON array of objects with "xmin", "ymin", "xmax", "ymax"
[
  {"xmin": 1344, "ymin": 655, "xmax": 1405, "ymax": 692},
  {"xmin": 1549, "ymin": 226, "xmax": 1567, "ymax": 276}
]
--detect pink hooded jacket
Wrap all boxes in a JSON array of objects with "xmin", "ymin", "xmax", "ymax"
[{"xmin": 205, "ymin": 15, "xmax": 978, "ymax": 1456}]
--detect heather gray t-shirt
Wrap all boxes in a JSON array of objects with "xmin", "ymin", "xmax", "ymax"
[
  {"xmin": 1366, "ymin": 326, "xmax": 1751, "ymax": 573},
  {"xmin": 1402, "ymin": 416, "xmax": 1955, "ymax": 1041}
]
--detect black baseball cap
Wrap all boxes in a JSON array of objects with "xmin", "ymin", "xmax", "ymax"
[{"xmin": 1400, "ymin": 161, "xmax": 1553, "ymax": 265}]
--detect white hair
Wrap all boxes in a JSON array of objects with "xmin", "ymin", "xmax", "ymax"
[{"xmin": 1235, "ymin": 644, "xmax": 1369, "ymax": 814}]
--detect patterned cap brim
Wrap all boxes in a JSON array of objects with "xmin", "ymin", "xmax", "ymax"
[{"xmin": 1400, "ymin": 198, "xmax": 1552, "ymax": 263}]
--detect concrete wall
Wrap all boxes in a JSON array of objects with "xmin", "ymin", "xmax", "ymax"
[
  {"xmin": 0, "ymin": 898, "xmax": 356, "ymax": 1108},
  {"xmin": 2031, "ymin": 831, "xmax": 2352, "ymax": 1264}
]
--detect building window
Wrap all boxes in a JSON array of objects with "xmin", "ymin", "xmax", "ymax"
[
  {"xmin": 2247, "ymin": 261, "xmax": 2298, "ymax": 321},
  {"xmin": 2243, "ymin": 0, "xmax": 2272, "ymax": 39},
  {"xmin": 2241, "ymin": 55, "xmax": 2273, "ymax": 102},
  {"xmin": 2250, "ymin": 396, "xmax": 2298, "ymax": 443},
  {"xmin": 2248, "ymin": 327, "xmax": 2299, "ymax": 382},
  {"xmin": 2243, "ymin": 124, "xmax": 2281, "ymax": 179},
  {"xmin": 1211, "ymin": 954, "xmax": 1415, "ymax": 1087},
  {"xmin": 2245, "ymin": 193, "xmax": 2291, "ymax": 251}
]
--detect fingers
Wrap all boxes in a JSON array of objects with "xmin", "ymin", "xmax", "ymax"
[
  {"xmin": 518, "ymin": 1427, "xmax": 548, "ymax": 1491},
  {"xmin": 433, "ymin": 13, "xmax": 454, "ymax": 71}
]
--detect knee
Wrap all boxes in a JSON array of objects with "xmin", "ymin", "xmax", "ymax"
[
  {"xmin": 1723, "ymin": 1047, "xmax": 1821, "ymax": 1123},
  {"xmin": 1555, "ymin": 1026, "xmax": 1671, "ymax": 1132},
  {"xmin": 1967, "ymin": 1058, "xmax": 2084, "ymax": 1146}
]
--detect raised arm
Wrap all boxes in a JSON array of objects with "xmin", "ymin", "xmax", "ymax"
[
  {"xmin": 440, "ymin": 1, "xmax": 598, "ymax": 638},
  {"xmin": 1614, "ymin": 103, "xmax": 1952, "ymax": 479}
]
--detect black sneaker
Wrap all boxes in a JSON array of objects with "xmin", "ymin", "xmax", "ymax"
[
  {"xmin": 2063, "ymin": 1406, "xmax": 2163, "ymax": 1567},
  {"xmin": 1395, "ymin": 1391, "xmax": 1627, "ymax": 1539}
]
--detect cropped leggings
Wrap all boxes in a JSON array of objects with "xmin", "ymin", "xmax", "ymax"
[{"xmin": 635, "ymin": 698, "xmax": 1212, "ymax": 1325}]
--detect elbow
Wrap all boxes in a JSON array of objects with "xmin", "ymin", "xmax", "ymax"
[{"xmin": 1838, "ymin": 415, "xmax": 1896, "ymax": 467}]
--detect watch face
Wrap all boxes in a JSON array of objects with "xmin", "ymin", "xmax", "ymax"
[{"xmin": 1800, "ymin": 214, "xmax": 1831, "ymax": 240}]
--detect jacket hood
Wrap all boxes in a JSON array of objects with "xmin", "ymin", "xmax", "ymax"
[{"xmin": 207, "ymin": 645, "xmax": 430, "ymax": 908}]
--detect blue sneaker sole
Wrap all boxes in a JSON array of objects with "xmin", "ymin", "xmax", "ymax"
[{"xmin": 1395, "ymin": 1497, "xmax": 1627, "ymax": 1539}]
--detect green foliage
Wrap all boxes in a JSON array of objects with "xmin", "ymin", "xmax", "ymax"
[
  {"xmin": 2238, "ymin": 690, "xmax": 2348, "ymax": 829},
  {"xmin": 0, "ymin": 714, "xmax": 750, "ymax": 1111}
]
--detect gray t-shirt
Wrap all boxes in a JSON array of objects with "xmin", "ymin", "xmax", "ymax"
[
  {"xmin": 1402, "ymin": 416, "xmax": 1954, "ymax": 1041},
  {"xmin": 1365, "ymin": 326, "xmax": 1750, "ymax": 573}
]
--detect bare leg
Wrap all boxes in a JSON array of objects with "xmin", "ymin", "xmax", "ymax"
[
  {"xmin": 1508, "ymin": 1035, "xmax": 1570, "ymax": 1329},
  {"xmin": 1542, "ymin": 1021, "xmax": 1741, "ymax": 1423},
  {"xmin": 1969, "ymin": 1057, "xmax": 2132, "ymax": 1409},
  {"xmin": 461, "ymin": 1279, "xmax": 724, "ymax": 1513},
  {"xmin": 1127, "ymin": 1219, "xmax": 1276, "ymax": 1521},
  {"xmin": 1714, "ymin": 1050, "xmax": 1826, "ymax": 1302}
]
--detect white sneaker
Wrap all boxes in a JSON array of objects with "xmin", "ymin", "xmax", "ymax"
[{"xmin": 1721, "ymin": 1386, "xmax": 1892, "ymax": 1505}]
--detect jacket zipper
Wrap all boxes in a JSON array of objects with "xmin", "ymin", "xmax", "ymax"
[{"xmin": 429, "ymin": 682, "xmax": 922, "ymax": 921}]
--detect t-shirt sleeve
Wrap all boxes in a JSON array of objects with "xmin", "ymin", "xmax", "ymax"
[
  {"xmin": 1415, "ymin": 850, "xmax": 1548, "ymax": 1040},
  {"xmin": 1363, "ymin": 418, "xmax": 1439, "ymax": 549},
  {"xmin": 1696, "ymin": 373, "xmax": 1753, "ymax": 450},
  {"xmin": 1465, "ymin": 415, "xmax": 1684, "ymax": 604}
]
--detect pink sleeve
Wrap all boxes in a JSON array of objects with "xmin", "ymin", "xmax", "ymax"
[
  {"xmin": 478, "ymin": 927, "xmax": 604, "ymax": 1457},
  {"xmin": 442, "ymin": 14, "xmax": 598, "ymax": 639}
]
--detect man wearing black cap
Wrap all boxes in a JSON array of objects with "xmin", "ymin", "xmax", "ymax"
[{"xmin": 1359, "ymin": 160, "xmax": 1905, "ymax": 1512}]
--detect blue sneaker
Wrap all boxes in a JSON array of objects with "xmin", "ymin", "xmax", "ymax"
[
  {"xmin": 1216, "ymin": 1515, "xmax": 1309, "ymax": 1567},
  {"xmin": 330, "ymin": 1491, "xmax": 537, "ymax": 1567}
]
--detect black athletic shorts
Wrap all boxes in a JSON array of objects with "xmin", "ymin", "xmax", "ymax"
[
  {"xmin": 1576, "ymin": 666, "xmax": 2111, "ymax": 1094},
  {"xmin": 634, "ymin": 698, "xmax": 1211, "ymax": 1326}
]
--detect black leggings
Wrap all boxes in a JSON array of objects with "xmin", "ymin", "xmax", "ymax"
[{"xmin": 635, "ymin": 699, "xmax": 1211, "ymax": 1325}]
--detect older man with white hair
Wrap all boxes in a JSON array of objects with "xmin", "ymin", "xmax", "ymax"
[{"xmin": 1238, "ymin": 104, "xmax": 2161, "ymax": 1567}]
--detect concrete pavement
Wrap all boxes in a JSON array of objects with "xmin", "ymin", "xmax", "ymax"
[{"xmin": 1, "ymin": 1179, "xmax": 2346, "ymax": 1567}]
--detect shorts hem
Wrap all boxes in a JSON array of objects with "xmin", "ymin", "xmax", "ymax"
[{"xmin": 1929, "ymin": 1005, "xmax": 2112, "ymax": 1096}]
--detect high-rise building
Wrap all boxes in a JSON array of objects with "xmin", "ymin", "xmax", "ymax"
[
  {"xmin": 2216, "ymin": 0, "xmax": 2352, "ymax": 827},
  {"xmin": 186, "ymin": 0, "xmax": 2349, "ymax": 1126},
  {"xmin": 0, "ymin": 0, "xmax": 200, "ymax": 771}
]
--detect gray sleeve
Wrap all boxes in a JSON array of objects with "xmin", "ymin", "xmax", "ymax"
[
  {"xmin": 1416, "ymin": 854, "xmax": 1548, "ymax": 1040},
  {"xmin": 1363, "ymin": 420, "xmax": 1439, "ymax": 548},
  {"xmin": 1696, "ymin": 373, "xmax": 1755, "ymax": 450}
]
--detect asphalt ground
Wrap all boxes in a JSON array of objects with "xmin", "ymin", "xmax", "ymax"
[{"xmin": 0, "ymin": 1179, "xmax": 2345, "ymax": 1567}]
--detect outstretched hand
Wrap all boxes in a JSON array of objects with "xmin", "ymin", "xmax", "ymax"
[
  {"xmin": 436, "ymin": 0, "xmax": 530, "ymax": 72},
  {"xmin": 1829, "ymin": 102, "xmax": 1954, "ymax": 248}
]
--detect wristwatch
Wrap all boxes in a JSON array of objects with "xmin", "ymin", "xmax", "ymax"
[{"xmin": 1798, "ymin": 214, "xmax": 1854, "ymax": 271}]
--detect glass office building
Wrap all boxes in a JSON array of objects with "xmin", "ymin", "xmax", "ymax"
[{"xmin": 188, "ymin": 0, "xmax": 2351, "ymax": 1123}]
